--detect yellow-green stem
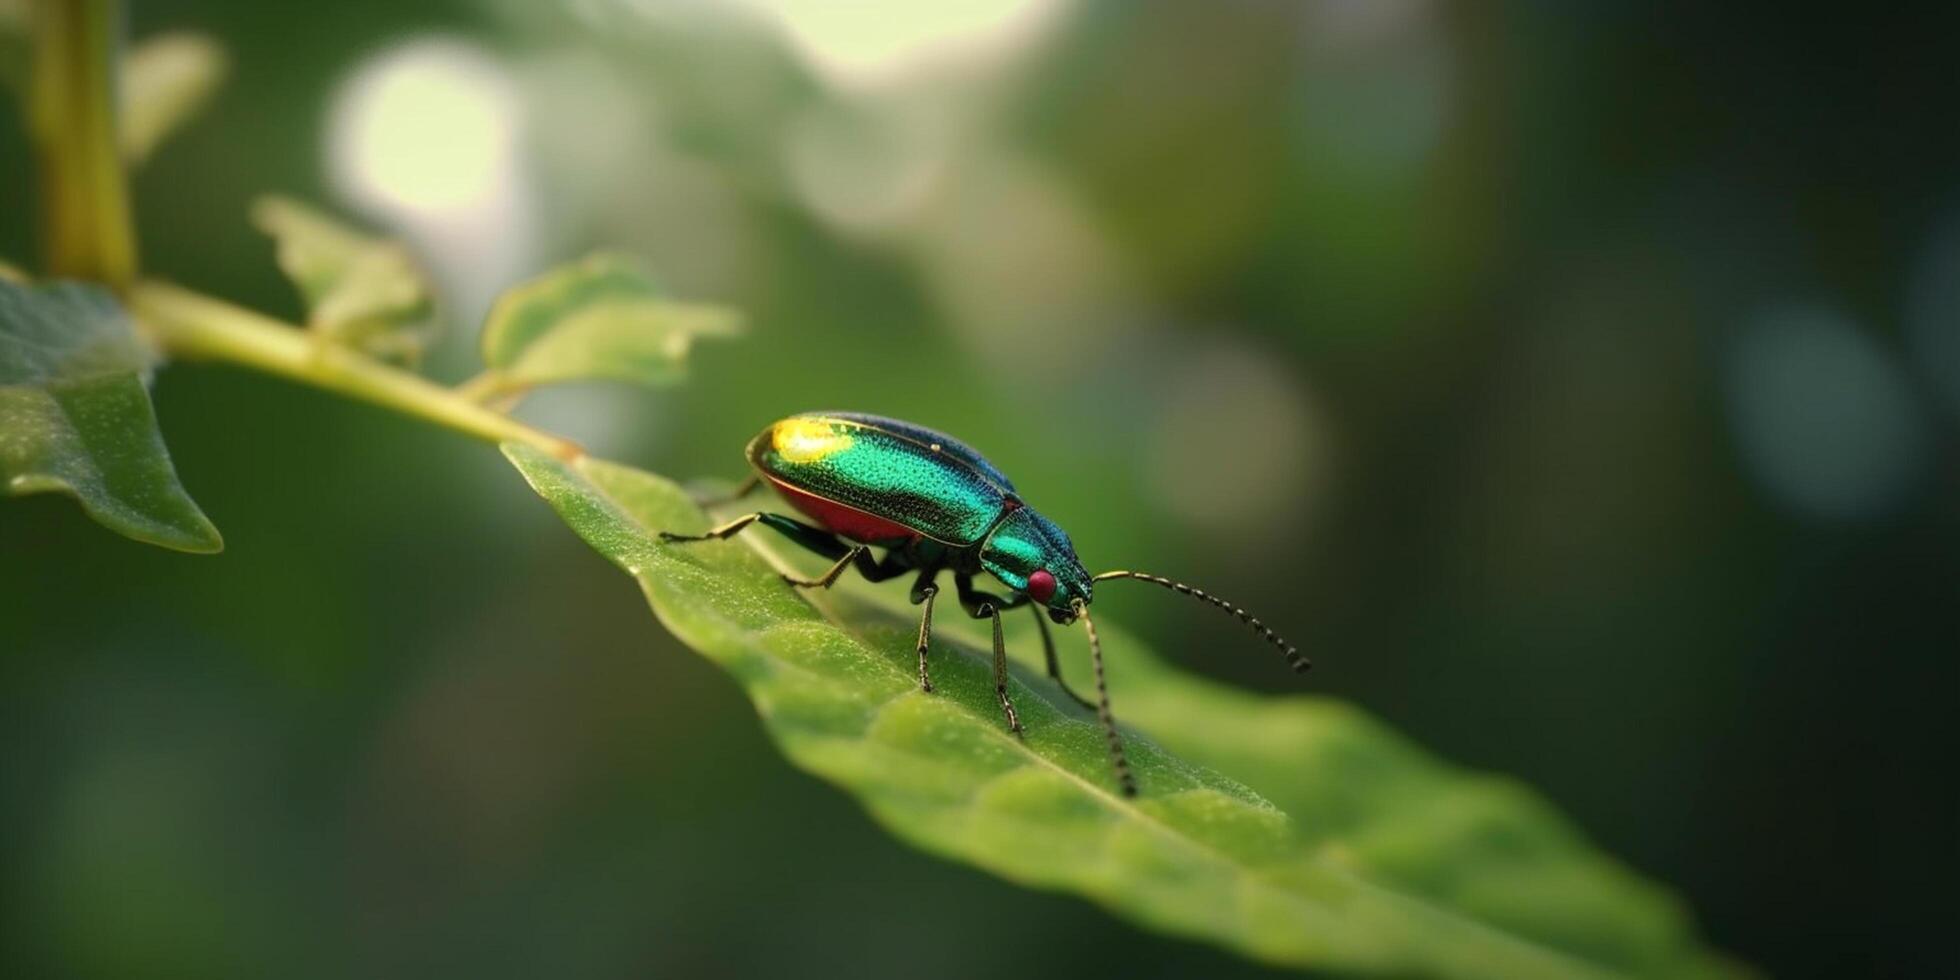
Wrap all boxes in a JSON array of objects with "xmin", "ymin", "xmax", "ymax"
[
  {"xmin": 452, "ymin": 369, "xmax": 514, "ymax": 403},
  {"xmin": 131, "ymin": 280, "xmax": 583, "ymax": 460},
  {"xmin": 31, "ymin": 0, "xmax": 137, "ymax": 288}
]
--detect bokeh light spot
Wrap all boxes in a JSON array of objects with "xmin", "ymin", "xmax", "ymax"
[
  {"xmin": 1725, "ymin": 306, "xmax": 1931, "ymax": 522},
  {"xmin": 787, "ymin": 99, "xmax": 946, "ymax": 236},
  {"xmin": 1905, "ymin": 207, "xmax": 1960, "ymax": 424},
  {"xmin": 1144, "ymin": 344, "xmax": 1324, "ymax": 536},
  {"xmin": 329, "ymin": 39, "xmax": 521, "ymax": 218},
  {"xmin": 735, "ymin": 0, "xmax": 1066, "ymax": 89}
]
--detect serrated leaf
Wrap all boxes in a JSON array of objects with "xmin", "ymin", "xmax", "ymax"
[
  {"xmin": 121, "ymin": 32, "xmax": 227, "ymax": 165},
  {"xmin": 0, "ymin": 279, "xmax": 221, "ymax": 553},
  {"xmin": 502, "ymin": 444, "xmax": 1743, "ymax": 980},
  {"xmin": 251, "ymin": 195, "xmax": 434, "ymax": 364},
  {"xmin": 475, "ymin": 253, "xmax": 739, "ymax": 396}
]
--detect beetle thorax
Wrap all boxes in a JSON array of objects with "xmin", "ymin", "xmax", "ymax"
[{"xmin": 978, "ymin": 506, "xmax": 1092, "ymax": 618}]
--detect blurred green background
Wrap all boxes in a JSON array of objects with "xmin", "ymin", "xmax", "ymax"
[{"xmin": 3, "ymin": 1, "xmax": 1955, "ymax": 977}]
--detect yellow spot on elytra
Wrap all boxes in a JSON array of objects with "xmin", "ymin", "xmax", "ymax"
[{"xmin": 773, "ymin": 417, "xmax": 853, "ymax": 463}]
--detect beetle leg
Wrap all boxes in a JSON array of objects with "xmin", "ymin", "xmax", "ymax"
[
  {"xmin": 661, "ymin": 512, "xmax": 845, "ymax": 559},
  {"xmin": 853, "ymin": 548, "xmax": 914, "ymax": 582},
  {"xmin": 782, "ymin": 545, "xmax": 868, "ymax": 589},
  {"xmin": 658, "ymin": 512, "xmax": 763, "ymax": 542},
  {"xmin": 910, "ymin": 570, "xmax": 945, "ymax": 693},
  {"xmin": 956, "ymin": 575, "xmax": 1087, "ymax": 716},
  {"xmin": 953, "ymin": 573, "xmax": 1005, "ymax": 615},
  {"xmin": 953, "ymin": 575, "xmax": 1027, "ymax": 736},
  {"xmin": 664, "ymin": 516, "xmax": 922, "ymax": 596},
  {"xmin": 1030, "ymin": 607, "xmax": 1095, "ymax": 711},
  {"xmin": 983, "ymin": 603, "xmax": 1025, "ymax": 737},
  {"xmin": 912, "ymin": 579, "xmax": 938, "ymax": 694}
]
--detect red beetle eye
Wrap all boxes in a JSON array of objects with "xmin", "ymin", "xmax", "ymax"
[{"xmin": 1027, "ymin": 570, "xmax": 1057, "ymax": 603}]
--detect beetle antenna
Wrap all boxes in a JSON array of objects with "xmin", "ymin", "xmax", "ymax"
[
  {"xmin": 1091, "ymin": 570, "xmax": 1311, "ymax": 673},
  {"xmin": 1075, "ymin": 599, "xmax": 1137, "ymax": 798}
]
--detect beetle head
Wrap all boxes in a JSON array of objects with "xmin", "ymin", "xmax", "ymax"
[{"xmin": 980, "ymin": 507, "xmax": 1092, "ymax": 622}]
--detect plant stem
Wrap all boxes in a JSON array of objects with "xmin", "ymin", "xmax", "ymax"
[
  {"xmin": 451, "ymin": 370, "xmax": 510, "ymax": 403},
  {"xmin": 131, "ymin": 280, "xmax": 583, "ymax": 460},
  {"xmin": 31, "ymin": 0, "xmax": 137, "ymax": 288}
]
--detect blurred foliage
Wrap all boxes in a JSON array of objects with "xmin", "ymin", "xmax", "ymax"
[
  {"xmin": 0, "ymin": 1, "xmax": 22, "ymax": 96},
  {"xmin": 0, "ymin": 278, "xmax": 219, "ymax": 552},
  {"xmin": 120, "ymin": 31, "xmax": 225, "ymax": 165},
  {"xmin": 250, "ymin": 194, "xmax": 434, "ymax": 364}
]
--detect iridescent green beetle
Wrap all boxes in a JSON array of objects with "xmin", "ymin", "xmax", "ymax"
[{"xmin": 661, "ymin": 411, "xmax": 1307, "ymax": 796}]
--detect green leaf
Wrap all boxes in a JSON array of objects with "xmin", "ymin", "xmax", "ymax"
[
  {"xmin": 0, "ymin": 279, "xmax": 221, "ymax": 553},
  {"xmin": 475, "ymin": 253, "xmax": 739, "ymax": 396},
  {"xmin": 502, "ymin": 444, "xmax": 1743, "ymax": 980},
  {"xmin": 121, "ymin": 32, "xmax": 227, "ymax": 165},
  {"xmin": 250, "ymin": 195, "xmax": 434, "ymax": 364}
]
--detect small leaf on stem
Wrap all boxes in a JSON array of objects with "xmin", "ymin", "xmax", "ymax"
[
  {"xmin": 474, "ymin": 252, "xmax": 739, "ymax": 398},
  {"xmin": 251, "ymin": 195, "xmax": 434, "ymax": 364}
]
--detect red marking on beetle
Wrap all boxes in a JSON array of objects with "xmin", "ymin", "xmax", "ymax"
[
  {"xmin": 769, "ymin": 477, "xmax": 918, "ymax": 545},
  {"xmin": 1027, "ymin": 569, "xmax": 1057, "ymax": 603}
]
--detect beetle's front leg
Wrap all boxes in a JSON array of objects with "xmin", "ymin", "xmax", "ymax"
[
  {"xmin": 1028, "ymin": 608, "xmax": 1095, "ymax": 711},
  {"xmin": 956, "ymin": 575, "xmax": 1025, "ymax": 738}
]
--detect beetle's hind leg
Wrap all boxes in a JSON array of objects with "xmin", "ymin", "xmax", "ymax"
[
  {"xmin": 658, "ymin": 511, "xmax": 765, "ymax": 543},
  {"xmin": 659, "ymin": 512, "xmax": 912, "ymax": 593},
  {"xmin": 661, "ymin": 511, "xmax": 852, "ymax": 579},
  {"xmin": 661, "ymin": 511, "xmax": 834, "ymax": 549}
]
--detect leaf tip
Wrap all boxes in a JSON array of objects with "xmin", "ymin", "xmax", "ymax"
[{"xmin": 174, "ymin": 515, "xmax": 226, "ymax": 554}]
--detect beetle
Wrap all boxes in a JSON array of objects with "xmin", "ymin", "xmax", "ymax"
[{"xmin": 659, "ymin": 411, "xmax": 1307, "ymax": 797}]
